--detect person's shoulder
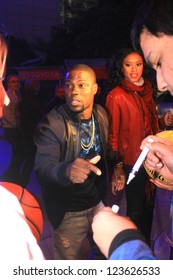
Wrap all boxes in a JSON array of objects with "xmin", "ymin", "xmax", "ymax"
[
  {"xmin": 36, "ymin": 106, "xmax": 64, "ymax": 127},
  {"xmin": 45, "ymin": 104, "xmax": 64, "ymax": 118},
  {"xmin": 107, "ymin": 86, "xmax": 124, "ymax": 96},
  {"xmin": 106, "ymin": 86, "xmax": 126, "ymax": 104},
  {"xmin": 94, "ymin": 104, "xmax": 108, "ymax": 121},
  {"xmin": 94, "ymin": 103, "xmax": 106, "ymax": 113}
]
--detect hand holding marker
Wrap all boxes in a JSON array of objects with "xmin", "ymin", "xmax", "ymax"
[{"xmin": 126, "ymin": 138, "xmax": 154, "ymax": 185}]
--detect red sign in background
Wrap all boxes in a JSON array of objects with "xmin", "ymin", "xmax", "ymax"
[{"xmin": 18, "ymin": 67, "xmax": 65, "ymax": 81}]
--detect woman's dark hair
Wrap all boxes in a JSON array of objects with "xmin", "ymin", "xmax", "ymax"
[
  {"xmin": 106, "ymin": 48, "xmax": 143, "ymax": 92},
  {"xmin": 131, "ymin": 0, "xmax": 173, "ymax": 53}
]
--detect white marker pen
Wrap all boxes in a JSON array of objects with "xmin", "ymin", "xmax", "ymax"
[
  {"xmin": 126, "ymin": 138, "xmax": 154, "ymax": 185},
  {"xmin": 111, "ymin": 204, "xmax": 120, "ymax": 213}
]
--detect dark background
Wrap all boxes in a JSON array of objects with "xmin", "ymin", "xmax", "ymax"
[{"xmin": 1, "ymin": 0, "xmax": 142, "ymax": 68}]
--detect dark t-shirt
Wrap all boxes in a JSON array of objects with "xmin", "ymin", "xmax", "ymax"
[{"xmin": 67, "ymin": 115, "xmax": 103, "ymax": 211}]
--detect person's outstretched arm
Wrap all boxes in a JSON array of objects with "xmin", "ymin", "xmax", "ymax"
[{"xmin": 92, "ymin": 207, "xmax": 156, "ymax": 260}]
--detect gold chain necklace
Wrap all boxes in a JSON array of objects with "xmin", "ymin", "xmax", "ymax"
[{"xmin": 80, "ymin": 114, "xmax": 95, "ymax": 151}]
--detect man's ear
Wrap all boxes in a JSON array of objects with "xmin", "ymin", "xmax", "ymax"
[{"xmin": 93, "ymin": 83, "xmax": 98, "ymax": 95}]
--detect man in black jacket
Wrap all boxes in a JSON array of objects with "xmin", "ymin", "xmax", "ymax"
[{"xmin": 34, "ymin": 64, "xmax": 110, "ymax": 260}]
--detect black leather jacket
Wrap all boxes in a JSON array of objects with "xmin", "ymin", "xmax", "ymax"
[{"xmin": 34, "ymin": 103, "xmax": 109, "ymax": 228}]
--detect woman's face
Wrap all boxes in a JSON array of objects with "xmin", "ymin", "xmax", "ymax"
[
  {"xmin": 122, "ymin": 52, "xmax": 143, "ymax": 82},
  {"xmin": 140, "ymin": 28, "xmax": 173, "ymax": 95}
]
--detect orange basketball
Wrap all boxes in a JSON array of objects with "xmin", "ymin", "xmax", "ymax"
[
  {"xmin": 0, "ymin": 182, "xmax": 43, "ymax": 241},
  {"xmin": 144, "ymin": 130, "xmax": 173, "ymax": 184}
]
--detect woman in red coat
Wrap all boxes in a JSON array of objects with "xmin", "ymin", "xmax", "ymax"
[{"xmin": 106, "ymin": 48, "xmax": 159, "ymax": 241}]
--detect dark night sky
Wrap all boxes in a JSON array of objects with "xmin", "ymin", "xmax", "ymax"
[{"xmin": 1, "ymin": 0, "xmax": 143, "ymax": 66}]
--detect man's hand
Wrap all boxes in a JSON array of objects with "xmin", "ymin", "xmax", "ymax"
[
  {"xmin": 112, "ymin": 166, "xmax": 126, "ymax": 195},
  {"xmin": 66, "ymin": 155, "xmax": 102, "ymax": 184}
]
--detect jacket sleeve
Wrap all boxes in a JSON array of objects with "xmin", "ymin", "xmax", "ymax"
[
  {"xmin": 105, "ymin": 90, "xmax": 122, "ymax": 164},
  {"xmin": 34, "ymin": 112, "xmax": 72, "ymax": 187},
  {"xmin": 108, "ymin": 229, "xmax": 156, "ymax": 260},
  {"xmin": 109, "ymin": 240, "xmax": 156, "ymax": 260}
]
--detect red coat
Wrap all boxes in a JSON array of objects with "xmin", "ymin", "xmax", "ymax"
[{"xmin": 106, "ymin": 78, "xmax": 159, "ymax": 165}]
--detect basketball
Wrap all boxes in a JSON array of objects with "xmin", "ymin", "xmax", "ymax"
[
  {"xmin": 0, "ymin": 182, "xmax": 43, "ymax": 241},
  {"xmin": 144, "ymin": 130, "xmax": 173, "ymax": 184}
]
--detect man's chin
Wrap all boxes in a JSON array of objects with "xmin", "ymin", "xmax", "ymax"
[{"xmin": 69, "ymin": 105, "xmax": 83, "ymax": 113}]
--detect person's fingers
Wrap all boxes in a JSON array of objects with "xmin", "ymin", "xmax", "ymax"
[
  {"xmin": 150, "ymin": 178, "xmax": 173, "ymax": 191},
  {"xmin": 87, "ymin": 155, "xmax": 102, "ymax": 175},
  {"xmin": 88, "ymin": 164, "xmax": 102, "ymax": 176},
  {"xmin": 140, "ymin": 135, "xmax": 172, "ymax": 149},
  {"xmin": 89, "ymin": 155, "xmax": 101, "ymax": 164}
]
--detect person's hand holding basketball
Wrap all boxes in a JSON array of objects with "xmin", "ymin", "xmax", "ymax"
[{"xmin": 141, "ymin": 131, "xmax": 173, "ymax": 191}]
